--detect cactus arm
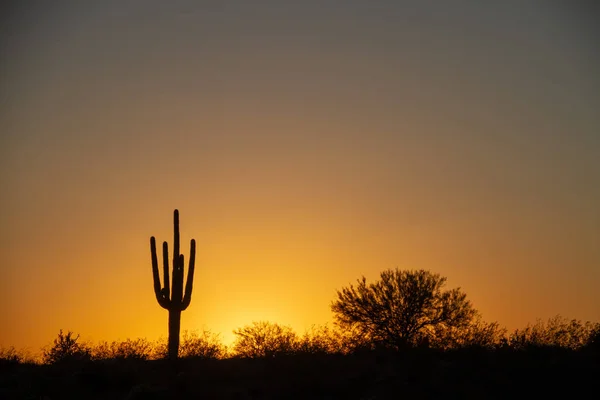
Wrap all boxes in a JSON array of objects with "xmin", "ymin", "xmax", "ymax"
[
  {"xmin": 181, "ymin": 239, "xmax": 196, "ymax": 310},
  {"xmin": 151, "ymin": 237, "xmax": 170, "ymax": 309},
  {"xmin": 162, "ymin": 241, "xmax": 170, "ymax": 301},
  {"xmin": 173, "ymin": 209, "xmax": 180, "ymax": 262},
  {"xmin": 150, "ymin": 237, "xmax": 161, "ymax": 296}
]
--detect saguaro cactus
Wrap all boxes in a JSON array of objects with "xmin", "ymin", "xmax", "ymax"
[{"xmin": 150, "ymin": 209, "xmax": 196, "ymax": 360}]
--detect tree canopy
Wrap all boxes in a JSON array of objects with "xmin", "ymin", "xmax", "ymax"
[{"xmin": 331, "ymin": 269, "xmax": 477, "ymax": 349}]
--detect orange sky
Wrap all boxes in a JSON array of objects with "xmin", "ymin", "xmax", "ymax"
[{"xmin": 1, "ymin": 1, "xmax": 599, "ymax": 353}]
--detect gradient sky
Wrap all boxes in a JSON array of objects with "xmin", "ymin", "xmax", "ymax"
[{"xmin": 1, "ymin": 1, "xmax": 599, "ymax": 353}]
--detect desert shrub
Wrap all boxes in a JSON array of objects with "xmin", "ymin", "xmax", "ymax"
[
  {"xmin": 309, "ymin": 325, "xmax": 379, "ymax": 354},
  {"xmin": 151, "ymin": 336, "xmax": 169, "ymax": 360},
  {"xmin": 295, "ymin": 324, "xmax": 394, "ymax": 355},
  {"xmin": 461, "ymin": 319, "xmax": 507, "ymax": 349},
  {"xmin": 232, "ymin": 321, "xmax": 297, "ymax": 358},
  {"xmin": 151, "ymin": 331, "xmax": 226, "ymax": 360},
  {"xmin": 332, "ymin": 325, "xmax": 377, "ymax": 354},
  {"xmin": 4, "ymin": 347, "xmax": 38, "ymax": 364},
  {"xmin": 92, "ymin": 338, "xmax": 153, "ymax": 361},
  {"xmin": 0, "ymin": 346, "xmax": 22, "ymax": 367},
  {"xmin": 179, "ymin": 330, "xmax": 227, "ymax": 359},
  {"xmin": 294, "ymin": 325, "xmax": 341, "ymax": 355},
  {"xmin": 583, "ymin": 322, "xmax": 600, "ymax": 352},
  {"xmin": 42, "ymin": 330, "xmax": 91, "ymax": 365},
  {"xmin": 0, "ymin": 346, "xmax": 21, "ymax": 362},
  {"xmin": 509, "ymin": 315, "xmax": 596, "ymax": 350},
  {"xmin": 430, "ymin": 317, "xmax": 507, "ymax": 350}
]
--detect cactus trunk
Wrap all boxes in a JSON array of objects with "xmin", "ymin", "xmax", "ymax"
[
  {"xmin": 168, "ymin": 309, "xmax": 182, "ymax": 360},
  {"xmin": 150, "ymin": 209, "xmax": 196, "ymax": 360}
]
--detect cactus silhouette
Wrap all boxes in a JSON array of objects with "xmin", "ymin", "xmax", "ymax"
[{"xmin": 150, "ymin": 209, "xmax": 196, "ymax": 360}]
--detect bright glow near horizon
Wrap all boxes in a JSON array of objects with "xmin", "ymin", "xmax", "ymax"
[{"xmin": 1, "ymin": 1, "xmax": 599, "ymax": 354}]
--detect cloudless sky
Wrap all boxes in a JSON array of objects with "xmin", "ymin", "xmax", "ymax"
[{"xmin": 1, "ymin": 1, "xmax": 599, "ymax": 353}]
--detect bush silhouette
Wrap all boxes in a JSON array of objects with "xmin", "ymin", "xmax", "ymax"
[
  {"xmin": 509, "ymin": 315, "xmax": 598, "ymax": 350},
  {"xmin": 430, "ymin": 317, "xmax": 507, "ymax": 350},
  {"xmin": 180, "ymin": 330, "xmax": 227, "ymax": 359},
  {"xmin": 232, "ymin": 321, "xmax": 297, "ymax": 358},
  {"xmin": 91, "ymin": 338, "xmax": 154, "ymax": 361},
  {"xmin": 584, "ymin": 322, "xmax": 600, "ymax": 353},
  {"xmin": 294, "ymin": 324, "xmax": 378, "ymax": 355},
  {"xmin": 0, "ymin": 346, "xmax": 24, "ymax": 368},
  {"xmin": 294, "ymin": 325, "xmax": 343, "ymax": 355},
  {"xmin": 2, "ymin": 316, "xmax": 599, "ymax": 399},
  {"xmin": 42, "ymin": 330, "xmax": 91, "ymax": 365},
  {"xmin": 331, "ymin": 269, "xmax": 478, "ymax": 349}
]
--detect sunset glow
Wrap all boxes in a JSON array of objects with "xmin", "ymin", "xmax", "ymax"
[{"xmin": 1, "ymin": 1, "xmax": 599, "ymax": 356}]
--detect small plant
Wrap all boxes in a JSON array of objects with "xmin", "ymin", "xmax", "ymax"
[{"xmin": 42, "ymin": 330, "xmax": 91, "ymax": 365}]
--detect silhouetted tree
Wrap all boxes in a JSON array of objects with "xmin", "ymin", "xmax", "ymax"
[
  {"xmin": 150, "ymin": 209, "xmax": 196, "ymax": 360},
  {"xmin": 232, "ymin": 321, "xmax": 297, "ymax": 358},
  {"xmin": 42, "ymin": 330, "xmax": 91, "ymax": 364},
  {"xmin": 331, "ymin": 269, "xmax": 477, "ymax": 349}
]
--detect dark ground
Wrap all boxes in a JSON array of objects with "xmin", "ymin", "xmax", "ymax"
[{"xmin": 1, "ymin": 348, "xmax": 598, "ymax": 399}]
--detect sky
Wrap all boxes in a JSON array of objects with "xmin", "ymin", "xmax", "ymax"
[{"xmin": 1, "ymin": 1, "xmax": 599, "ymax": 353}]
